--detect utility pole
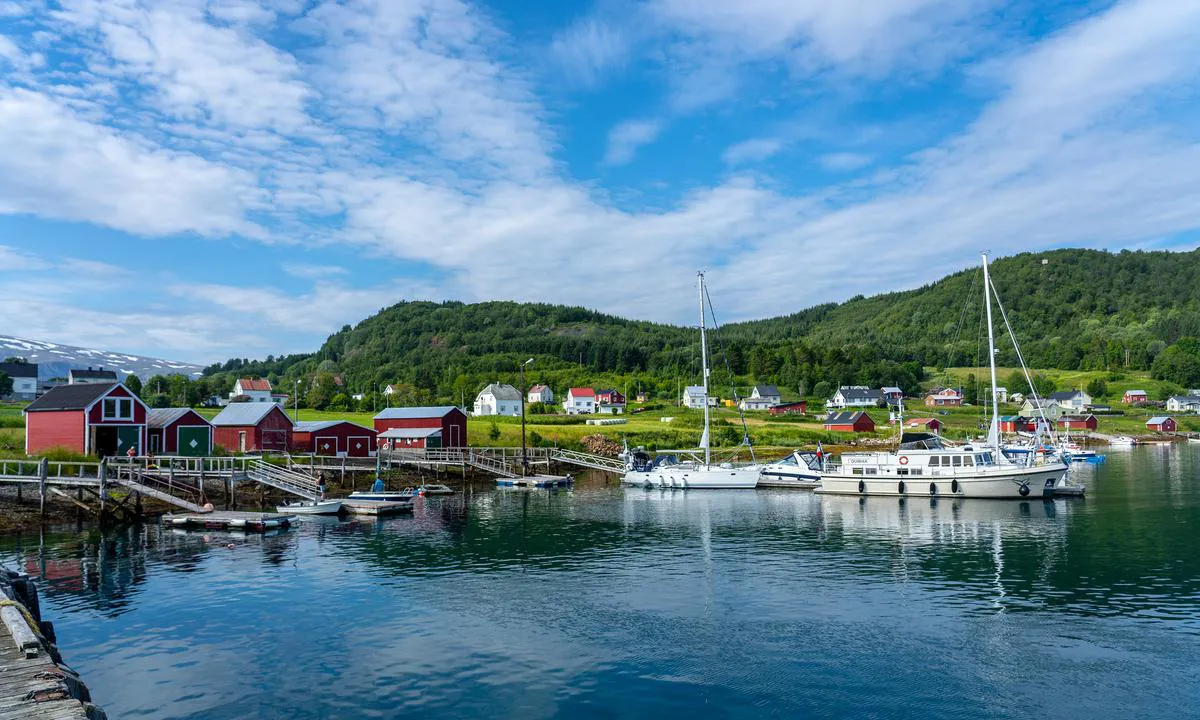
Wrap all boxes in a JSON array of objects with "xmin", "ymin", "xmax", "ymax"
[
  {"xmin": 520, "ymin": 358, "xmax": 533, "ymax": 477},
  {"xmin": 294, "ymin": 379, "xmax": 300, "ymax": 422}
]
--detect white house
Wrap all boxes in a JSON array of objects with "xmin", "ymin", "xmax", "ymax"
[
  {"xmin": 528, "ymin": 384, "xmax": 554, "ymax": 404},
  {"xmin": 1021, "ymin": 398, "xmax": 1064, "ymax": 421},
  {"xmin": 994, "ymin": 387, "xmax": 1009, "ymax": 404},
  {"xmin": 1166, "ymin": 395, "xmax": 1200, "ymax": 414},
  {"xmin": 682, "ymin": 385, "xmax": 707, "ymax": 409},
  {"xmin": 829, "ymin": 386, "xmax": 884, "ymax": 409},
  {"xmin": 230, "ymin": 378, "xmax": 274, "ymax": 403},
  {"xmin": 1049, "ymin": 389, "xmax": 1092, "ymax": 412},
  {"xmin": 563, "ymin": 387, "xmax": 596, "ymax": 414},
  {"xmin": 0, "ymin": 362, "xmax": 38, "ymax": 401},
  {"xmin": 383, "ymin": 384, "xmax": 398, "ymax": 396},
  {"xmin": 880, "ymin": 386, "xmax": 904, "ymax": 404},
  {"xmin": 739, "ymin": 396, "xmax": 775, "ymax": 411},
  {"xmin": 749, "ymin": 384, "xmax": 781, "ymax": 406},
  {"xmin": 69, "ymin": 367, "xmax": 119, "ymax": 385},
  {"xmin": 473, "ymin": 383, "xmax": 522, "ymax": 416}
]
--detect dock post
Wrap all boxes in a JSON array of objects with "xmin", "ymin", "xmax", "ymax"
[
  {"xmin": 98, "ymin": 460, "xmax": 107, "ymax": 518},
  {"xmin": 38, "ymin": 458, "xmax": 48, "ymax": 517},
  {"xmin": 341, "ymin": 456, "xmax": 346, "ymax": 487}
]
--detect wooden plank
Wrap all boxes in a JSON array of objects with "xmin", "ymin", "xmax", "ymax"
[
  {"xmin": 46, "ymin": 489, "xmax": 96, "ymax": 515},
  {"xmin": 0, "ymin": 606, "xmax": 39, "ymax": 659}
]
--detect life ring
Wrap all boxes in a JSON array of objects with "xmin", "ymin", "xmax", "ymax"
[
  {"xmin": 929, "ymin": 483, "xmax": 937, "ymax": 496},
  {"xmin": 858, "ymin": 480, "xmax": 866, "ymax": 494},
  {"xmin": 951, "ymin": 479, "xmax": 960, "ymax": 494},
  {"xmin": 898, "ymin": 456, "xmax": 909, "ymax": 465},
  {"xmin": 1018, "ymin": 482, "xmax": 1030, "ymax": 497},
  {"xmin": 897, "ymin": 481, "xmax": 906, "ymax": 495}
]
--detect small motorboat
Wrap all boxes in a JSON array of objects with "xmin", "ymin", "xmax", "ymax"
[
  {"xmin": 1188, "ymin": 436, "xmax": 1200, "ymax": 444},
  {"xmin": 417, "ymin": 484, "xmax": 455, "ymax": 496},
  {"xmin": 276, "ymin": 499, "xmax": 343, "ymax": 515},
  {"xmin": 347, "ymin": 490, "xmax": 417, "ymax": 503},
  {"xmin": 1109, "ymin": 436, "xmax": 1137, "ymax": 447}
]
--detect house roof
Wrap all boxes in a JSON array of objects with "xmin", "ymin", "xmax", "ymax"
[
  {"xmin": 1169, "ymin": 395, "xmax": 1200, "ymax": 404},
  {"xmin": 478, "ymin": 383, "xmax": 521, "ymax": 401},
  {"xmin": 237, "ymin": 378, "xmax": 272, "ymax": 392},
  {"xmin": 147, "ymin": 408, "xmax": 208, "ymax": 429},
  {"xmin": 0, "ymin": 362, "xmax": 37, "ymax": 379},
  {"xmin": 374, "ymin": 406, "xmax": 460, "ymax": 420},
  {"xmin": 999, "ymin": 415, "xmax": 1028, "ymax": 422},
  {"xmin": 294, "ymin": 420, "xmax": 374, "ymax": 433},
  {"xmin": 378, "ymin": 427, "xmax": 443, "ymax": 439},
  {"xmin": 1125, "ymin": 390, "xmax": 1147, "ymax": 395},
  {"xmin": 25, "ymin": 382, "xmax": 119, "ymax": 412},
  {"xmin": 1058, "ymin": 414, "xmax": 1096, "ymax": 422},
  {"xmin": 683, "ymin": 385, "xmax": 705, "ymax": 397},
  {"xmin": 772, "ymin": 401, "xmax": 807, "ymax": 409},
  {"xmin": 905, "ymin": 417, "xmax": 940, "ymax": 425},
  {"xmin": 752, "ymin": 384, "xmax": 781, "ymax": 397},
  {"xmin": 837, "ymin": 386, "xmax": 882, "ymax": 401},
  {"xmin": 881, "ymin": 386, "xmax": 903, "ymax": 394},
  {"xmin": 69, "ymin": 368, "xmax": 117, "ymax": 380},
  {"xmin": 1023, "ymin": 398, "xmax": 1059, "ymax": 408},
  {"xmin": 569, "ymin": 387, "xmax": 596, "ymax": 397},
  {"xmin": 529, "ymin": 385, "xmax": 549, "ymax": 393},
  {"xmin": 824, "ymin": 411, "xmax": 870, "ymax": 424},
  {"xmin": 1147, "ymin": 416, "xmax": 1173, "ymax": 425},
  {"xmin": 211, "ymin": 402, "xmax": 288, "ymax": 426},
  {"xmin": 1049, "ymin": 390, "xmax": 1085, "ymax": 401}
]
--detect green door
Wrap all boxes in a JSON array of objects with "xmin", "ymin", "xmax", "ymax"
[
  {"xmin": 116, "ymin": 426, "xmax": 141, "ymax": 455},
  {"xmin": 178, "ymin": 426, "xmax": 210, "ymax": 457}
]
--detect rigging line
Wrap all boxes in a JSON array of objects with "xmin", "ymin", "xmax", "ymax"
[
  {"xmin": 947, "ymin": 268, "xmax": 981, "ymax": 371},
  {"xmin": 989, "ymin": 274, "xmax": 1061, "ymax": 447},
  {"xmin": 702, "ymin": 282, "xmax": 756, "ymax": 462}
]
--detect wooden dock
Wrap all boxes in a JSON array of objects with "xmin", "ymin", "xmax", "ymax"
[
  {"xmin": 496, "ymin": 474, "xmax": 573, "ymax": 489},
  {"xmin": 167, "ymin": 511, "xmax": 296, "ymax": 532},
  {"xmin": 340, "ymin": 499, "xmax": 413, "ymax": 516}
]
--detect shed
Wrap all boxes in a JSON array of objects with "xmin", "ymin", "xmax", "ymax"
[
  {"xmin": 768, "ymin": 401, "xmax": 807, "ymax": 416},
  {"xmin": 146, "ymin": 408, "xmax": 213, "ymax": 456},
  {"xmin": 374, "ymin": 406, "xmax": 467, "ymax": 448},
  {"xmin": 904, "ymin": 417, "xmax": 943, "ymax": 433},
  {"xmin": 211, "ymin": 403, "xmax": 293, "ymax": 453},
  {"xmin": 999, "ymin": 416, "xmax": 1035, "ymax": 433},
  {"xmin": 378, "ymin": 427, "xmax": 444, "ymax": 450},
  {"xmin": 1146, "ymin": 416, "xmax": 1177, "ymax": 433},
  {"xmin": 1057, "ymin": 414, "xmax": 1098, "ymax": 431},
  {"xmin": 24, "ymin": 382, "xmax": 148, "ymax": 457},
  {"xmin": 823, "ymin": 411, "xmax": 876, "ymax": 433},
  {"xmin": 292, "ymin": 420, "xmax": 376, "ymax": 457}
]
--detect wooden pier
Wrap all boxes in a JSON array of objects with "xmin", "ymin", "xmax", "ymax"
[
  {"xmin": 167, "ymin": 511, "xmax": 296, "ymax": 532},
  {"xmin": 340, "ymin": 499, "xmax": 413, "ymax": 516}
]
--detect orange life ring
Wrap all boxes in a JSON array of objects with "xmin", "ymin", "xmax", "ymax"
[{"xmin": 898, "ymin": 456, "xmax": 909, "ymax": 465}]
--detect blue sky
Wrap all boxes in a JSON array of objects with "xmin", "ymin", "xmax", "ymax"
[{"xmin": 2, "ymin": 0, "xmax": 1200, "ymax": 364}]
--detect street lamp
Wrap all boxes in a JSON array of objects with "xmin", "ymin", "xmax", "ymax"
[
  {"xmin": 519, "ymin": 358, "xmax": 533, "ymax": 477},
  {"xmin": 294, "ymin": 379, "xmax": 301, "ymax": 422}
]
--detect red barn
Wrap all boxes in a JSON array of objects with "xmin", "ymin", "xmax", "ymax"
[
  {"xmin": 1057, "ymin": 414, "xmax": 1098, "ymax": 431},
  {"xmin": 374, "ymin": 406, "xmax": 467, "ymax": 449},
  {"xmin": 24, "ymin": 382, "xmax": 148, "ymax": 457},
  {"xmin": 147, "ymin": 408, "xmax": 213, "ymax": 456},
  {"xmin": 1146, "ymin": 416, "xmax": 1176, "ymax": 433},
  {"xmin": 769, "ymin": 401, "xmax": 808, "ymax": 416},
  {"xmin": 211, "ymin": 403, "xmax": 293, "ymax": 453},
  {"xmin": 999, "ymin": 416, "xmax": 1035, "ymax": 433},
  {"xmin": 292, "ymin": 420, "xmax": 376, "ymax": 457},
  {"xmin": 823, "ymin": 411, "xmax": 876, "ymax": 433},
  {"xmin": 905, "ymin": 417, "xmax": 943, "ymax": 433}
]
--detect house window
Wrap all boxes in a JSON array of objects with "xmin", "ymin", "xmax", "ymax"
[{"xmin": 102, "ymin": 397, "xmax": 133, "ymax": 420}]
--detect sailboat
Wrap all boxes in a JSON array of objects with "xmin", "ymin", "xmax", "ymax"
[
  {"xmin": 816, "ymin": 254, "xmax": 1070, "ymax": 499},
  {"xmin": 621, "ymin": 272, "xmax": 760, "ymax": 490}
]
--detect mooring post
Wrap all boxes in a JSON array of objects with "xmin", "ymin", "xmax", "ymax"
[
  {"xmin": 98, "ymin": 459, "xmax": 107, "ymax": 518},
  {"xmin": 341, "ymin": 456, "xmax": 346, "ymax": 486},
  {"xmin": 38, "ymin": 457, "xmax": 48, "ymax": 517}
]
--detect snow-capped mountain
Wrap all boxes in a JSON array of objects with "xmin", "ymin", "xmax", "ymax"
[{"xmin": 0, "ymin": 335, "xmax": 204, "ymax": 381}]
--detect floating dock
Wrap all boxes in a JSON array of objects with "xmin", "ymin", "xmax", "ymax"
[
  {"xmin": 167, "ymin": 511, "xmax": 296, "ymax": 532},
  {"xmin": 497, "ymin": 474, "xmax": 573, "ymax": 489},
  {"xmin": 341, "ymin": 499, "xmax": 414, "ymax": 516}
]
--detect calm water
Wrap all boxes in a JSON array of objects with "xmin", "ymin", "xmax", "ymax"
[{"xmin": 4, "ymin": 447, "xmax": 1200, "ymax": 719}]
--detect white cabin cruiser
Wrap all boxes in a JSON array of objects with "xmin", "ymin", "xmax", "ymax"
[{"xmin": 758, "ymin": 451, "xmax": 822, "ymax": 488}]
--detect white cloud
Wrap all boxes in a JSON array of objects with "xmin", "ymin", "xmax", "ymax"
[
  {"xmin": 818, "ymin": 152, "xmax": 872, "ymax": 171},
  {"xmin": 170, "ymin": 281, "xmax": 403, "ymax": 334},
  {"xmin": 603, "ymin": 118, "xmax": 663, "ymax": 165},
  {"xmin": 0, "ymin": 245, "xmax": 51, "ymax": 271},
  {"xmin": 549, "ymin": 18, "xmax": 630, "ymax": 87},
  {"xmin": 723, "ymin": 138, "xmax": 784, "ymax": 165},
  {"xmin": 282, "ymin": 263, "xmax": 350, "ymax": 279}
]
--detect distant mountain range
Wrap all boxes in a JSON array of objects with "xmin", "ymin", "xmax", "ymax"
[{"xmin": 0, "ymin": 335, "xmax": 203, "ymax": 381}]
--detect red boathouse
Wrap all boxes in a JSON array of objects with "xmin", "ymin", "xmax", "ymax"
[
  {"xmin": 823, "ymin": 411, "xmax": 876, "ymax": 433},
  {"xmin": 147, "ymin": 408, "xmax": 214, "ymax": 456},
  {"xmin": 292, "ymin": 421, "xmax": 376, "ymax": 457},
  {"xmin": 211, "ymin": 403, "xmax": 293, "ymax": 453},
  {"xmin": 374, "ymin": 406, "xmax": 467, "ymax": 449},
  {"xmin": 24, "ymin": 382, "xmax": 148, "ymax": 457}
]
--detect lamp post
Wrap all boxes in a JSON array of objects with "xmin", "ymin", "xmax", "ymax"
[
  {"xmin": 519, "ymin": 358, "xmax": 533, "ymax": 477},
  {"xmin": 294, "ymin": 379, "xmax": 300, "ymax": 422}
]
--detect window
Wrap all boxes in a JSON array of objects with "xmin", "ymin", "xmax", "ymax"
[
  {"xmin": 852, "ymin": 467, "xmax": 863, "ymax": 475},
  {"xmin": 865, "ymin": 468, "xmax": 878, "ymax": 475},
  {"xmin": 910, "ymin": 469, "xmax": 923, "ymax": 476},
  {"xmin": 898, "ymin": 468, "xmax": 909, "ymax": 476},
  {"xmin": 942, "ymin": 456, "xmax": 952, "ymax": 466},
  {"xmin": 951, "ymin": 456, "xmax": 962, "ymax": 467},
  {"xmin": 102, "ymin": 397, "xmax": 133, "ymax": 420},
  {"xmin": 963, "ymin": 455, "xmax": 974, "ymax": 467},
  {"xmin": 929, "ymin": 456, "xmax": 941, "ymax": 467}
]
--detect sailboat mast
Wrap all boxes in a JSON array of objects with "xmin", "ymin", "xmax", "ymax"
[
  {"xmin": 699, "ymin": 271, "xmax": 711, "ymax": 467},
  {"xmin": 981, "ymin": 253, "xmax": 1002, "ymax": 454}
]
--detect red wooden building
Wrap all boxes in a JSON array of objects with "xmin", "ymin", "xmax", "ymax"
[
  {"xmin": 374, "ymin": 406, "xmax": 467, "ymax": 449},
  {"xmin": 292, "ymin": 420, "xmax": 376, "ymax": 457},
  {"xmin": 904, "ymin": 417, "xmax": 943, "ymax": 433},
  {"xmin": 211, "ymin": 403, "xmax": 293, "ymax": 453},
  {"xmin": 768, "ymin": 401, "xmax": 807, "ymax": 416},
  {"xmin": 823, "ymin": 411, "xmax": 876, "ymax": 433},
  {"xmin": 24, "ymin": 382, "xmax": 148, "ymax": 457},
  {"xmin": 1146, "ymin": 416, "xmax": 1177, "ymax": 433},
  {"xmin": 1057, "ymin": 414, "xmax": 1098, "ymax": 431},
  {"xmin": 147, "ymin": 408, "xmax": 213, "ymax": 456}
]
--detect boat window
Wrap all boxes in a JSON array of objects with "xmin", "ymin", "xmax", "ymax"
[
  {"xmin": 852, "ymin": 467, "xmax": 863, "ymax": 475},
  {"xmin": 929, "ymin": 456, "xmax": 941, "ymax": 467},
  {"xmin": 942, "ymin": 456, "xmax": 952, "ymax": 466},
  {"xmin": 898, "ymin": 468, "xmax": 908, "ymax": 476},
  {"xmin": 951, "ymin": 456, "xmax": 962, "ymax": 467},
  {"xmin": 963, "ymin": 455, "xmax": 974, "ymax": 466},
  {"xmin": 865, "ymin": 468, "xmax": 878, "ymax": 475},
  {"xmin": 910, "ymin": 469, "xmax": 922, "ymax": 476},
  {"xmin": 982, "ymin": 452, "xmax": 993, "ymax": 465}
]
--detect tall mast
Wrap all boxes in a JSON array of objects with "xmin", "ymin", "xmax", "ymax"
[
  {"xmin": 981, "ymin": 253, "xmax": 1001, "ymax": 454},
  {"xmin": 699, "ymin": 271, "xmax": 711, "ymax": 467}
]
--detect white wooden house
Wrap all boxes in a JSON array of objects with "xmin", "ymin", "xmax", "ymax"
[
  {"xmin": 749, "ymin": 384, "xmax": 781, "ymax": 406},
  {"xmin": 682, "ymin": 385, "xmax": 707, "ymax": 409},
  {"xmin": 528, "ymin": 384, "xmax": 554, "ymax": 404},
  {"xmin": 829, "ymin": 386, "xmax": 884, "ymax": 409},
  {"xmin": 230, "ymin": 378, "xmax": 274, "ymax": 403},
  {"xmin": 1166, "ymin": 395, "xmax": 1200, "ymax": 413},
  {"xmin": 1049, "ymin": 389, "xmax": 1091, "ymax": 412},
  {"xmin": 473, "ymin": 383, "xmax": 522, "ymax": 416},
  {"xmin": 563, "ymin": 387, "xmax": 596, "ymax": 414}
]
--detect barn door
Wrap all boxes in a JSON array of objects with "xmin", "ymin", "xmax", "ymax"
[
  {"xmin": 116, "ymin": 426, "xmax": 141, "ymax": 456},
  {"xmin": 178, "ymin": 426, "xmax": 210, "ymax": 457},
  {"xmin": 314, "ymin": 435, "xmax": 339, "ymax": 456}
]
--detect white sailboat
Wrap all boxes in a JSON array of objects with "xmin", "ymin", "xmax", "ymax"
[
  {"xmin": 817, "ymin": 253, "xmax": 1070, "ymax": 499},
  {"xmin": 621, "ymin": 272, "xmax": 760, "ymax": 490}
]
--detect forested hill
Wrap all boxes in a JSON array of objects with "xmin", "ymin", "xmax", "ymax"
[{"xmin": 203, "ymin": 247, "xmax": 1200, "ymax": 405}]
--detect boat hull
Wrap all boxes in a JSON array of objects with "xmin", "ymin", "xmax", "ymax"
[
  {"xmin": 276, "ymin": 500, "xmax": 343, "ymax": 515},
  {"xmin": 622, "ymin": 465, "xmax": 760, "ymax": 489},
  {"xmin": 347, "ymin": 491, "xmax": 417, "ymax": 503},
  {"xmin": 757, "ymin": 468, "xmax": 821, "ymax": 489},
  {"xmin": 816, "ymin": 465, "xmax": 1068, "ymax": 499}
]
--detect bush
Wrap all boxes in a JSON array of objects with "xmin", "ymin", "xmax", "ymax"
[
  {"xmin": 1085, "ymin": 378, "xmax": 1107, "ymax": 399},
  {"xmin": 488, "ymin": 422, "xmax": 500, "ymax": 442}
]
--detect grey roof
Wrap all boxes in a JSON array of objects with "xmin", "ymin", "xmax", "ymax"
[
  {"xmin": 752, "ymin": 384, "xmax": 781, "ymax": 397},
  {"xmin": 478, "ymin": 383, "xmax": 521, "ymax": 401},
  {"xmin": 379, "ymin": 427, "xmax": 443, "ymax": 439},
  {"xmin": 1049, "ymin": 390, "xmax": 1086, "ymax": 401},
  {"xmin": 881, "ymin": 386, "xmax": 903, "ymax": 394},
  {"xmin": 684, "ymin": 385, "xmax": 706, "ymax": 396},
  {"xmin": 0, "ymin": 362, "xmax": 37, "ymax": 379},
  {"xmin": 294, "ymin": 420, "xmax": 374, "ymax": 433},
  {"xmin": 147, "ymin": 408, "xmax": 208, "ymax": 429},
  {"xmin": 374, "ymin": 406, "xmax": 461, "ymax": 420},
  {"xmin": 211, "ymin": 402, "xmax": 290, "ymax": 427},
  {"xmin": 837, "ymin": 386, "xmax": 883, "ymax": 401},
  {"xmin": 25, "ymin": 382, "xmax": 119, "ymax": 412},
  {"xmin": 68, "ymin": 368, "xmax": 118, "ymax": 380},
  {"xmin": 824, "ymin": 411, "xmax": 869, "ymax": 424},
  {"xmin": 1169, "ymin": 395, "xmax": 1200, "ymax": 404},
  {"xmin": 1147, "ymin": 416, "xmax": 1173, "ymax": 424}
]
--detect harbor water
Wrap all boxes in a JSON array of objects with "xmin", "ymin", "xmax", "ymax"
[{"xmin": 3, "ymin": 445, "xmax": 1199, "ymax": 719}]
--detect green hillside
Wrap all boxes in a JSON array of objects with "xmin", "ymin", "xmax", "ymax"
[{"xmin": 195, "ymin": 247, "xmax": 1200, "ymax": 407}]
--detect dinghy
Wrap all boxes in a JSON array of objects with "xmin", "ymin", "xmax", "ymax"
[{"xmin": 276, "ymin": 499, "xmax": 343, "ymax": 515}]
